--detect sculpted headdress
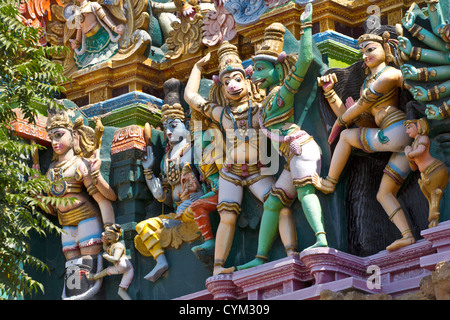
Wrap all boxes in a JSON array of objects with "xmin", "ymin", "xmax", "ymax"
[
  {"xmin": 217, "ymin": 41, "xmax": 245, "ymax": 79},
  {"xmin": 251, "ymin": 23, "xmax": 297, "ymax": 83},
  {"xmin": 253, "ymin": 23, "xmax": 286, "ymax": 64},
  {"xmin": 160, "ymin": 78, "xmax": 186, "ymax": 123},
  {"xmin": 358, "ymin": 31, "xmax": 398, "ymax": 64},
  {"xmin": 46, "ymin": 106, "xmax": 73, "ymax": 132},
  {"xmin": 161, "ymin": 103, "xmax": 186, "ymax": 123}
]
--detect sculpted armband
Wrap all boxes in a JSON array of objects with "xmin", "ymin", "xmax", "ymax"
[{"xmin": 439, "ymin": 101, "xmax": 450, "ymax": 118}]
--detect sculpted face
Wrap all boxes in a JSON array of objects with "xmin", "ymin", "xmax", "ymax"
[
  {"xmin": 164, "ymin": 118, "xmax": 189, "ymax": 144},
  {"xmin": 102, "ymin": 229, "xmax": 118, "ymax": 245},
  {"xmin": 251, "ymin": 60, "xmax": 279, "ymax": 90},
  {"xmin": 221, "ymin": 71, "xmax": 249, "ymax": 101},
  {"xmin": 360, "ymin": 41, "xmax": 386, "ymax": 69},
  {"xmin": 48, "ymin": 128, "xmax": 73, "ymax": 155},
  {"xmin": 405, "ymin": 122, "xmax": 419, "ymax": 139},
  {"xmin": 180, "ymin": 169, "xmax": 200, "ymax": 198}
]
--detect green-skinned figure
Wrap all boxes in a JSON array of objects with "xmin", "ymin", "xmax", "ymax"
[{"xmin": 238, "ymin": 3, "xmax": 328, "ymax": 270}]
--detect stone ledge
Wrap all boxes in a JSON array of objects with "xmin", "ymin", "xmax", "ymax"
[{"xmin": 190, "ymin": 221, "xmax": 450, "ymax": 300}]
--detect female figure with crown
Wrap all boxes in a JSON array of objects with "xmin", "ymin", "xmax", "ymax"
[
  {"xmin": 238, "ymin": 4, "xmax": 328, "ymax": 270},
  {"xmin": 312, "ymin": 30, "xmax": 416, "ymax": 251},
  {"xmin": 184, "ymin": 41, "xmax": 275, "ymax": 275},
  {"xmin": 44, "ymin": 107, "xmax": 116, "ymax": 299}
]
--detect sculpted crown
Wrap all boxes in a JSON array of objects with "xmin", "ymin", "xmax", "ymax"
[
  {"xmin": 357, "ymin": 33, "xmax": 385, "ymax": 47},
  {"xmin": 46, "ymin": 106, "xmax": 73, "ymax": 131},
  {"xmin": 217, "ymin": 41, "xmax": 245, "ymax": 79},
  {"xmin": 254, "ymin": 23, "xmax": 285, "ymax": 63},
  {"xmin": 161, "ymin": 103, "xmax": 186, "ymax": 123}
]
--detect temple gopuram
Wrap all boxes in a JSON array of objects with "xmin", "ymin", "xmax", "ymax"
[{"xmin": 12, "ymin": 0, "xmax": 450, "ymax": 301}]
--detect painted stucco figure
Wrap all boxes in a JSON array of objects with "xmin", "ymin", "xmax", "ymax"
[
  {"xmin": 134, "ymin": 102, "xmax": 204, "ymax": 282},
  {"xmin": 63, "ymin": 0, "xmax": 125, "ymax": 69},
  {"xmin": 87, "ymin": 223, "xmax": 134, "ymax": 300},
  {"xmin": 188, "ymin": 110, "xmax": 223, "ymax": 256},
  {"xmin": 238, "ymin": 4, "xmax": 328, "ymax": 271},
  {"xmin": 184, "ymin": 41, "xmax": 275, "ymax": 275},
  {"xmin": 404, "ymin": 118, "xmax": 449, "ymax": 228},
  {"xmin": 312, "ymin": 30, "xmax": 416, "ymax": 251},
  {"xmin": 44, "ymin": 107, "xmax": 117, "ymax": 299}
]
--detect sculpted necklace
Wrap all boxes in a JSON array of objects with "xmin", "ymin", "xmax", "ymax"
[
  {"xmin": 363, "ymin": 65, "xmax": 390, "ymax": 89},
  {"xmin": 165, "ymin": 142, "xmax": 191, "ymax": 186},
  {"xmin": 226, "ymin": 100, "xmax": 253, "ymax": 141},
  {"xmin": 50, "ymin": 155, "xmax": 78, "ymax": 197}
]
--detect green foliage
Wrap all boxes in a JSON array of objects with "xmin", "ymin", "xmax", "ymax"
[{"xmin": 0, "ymin": 0, "xmax": 70, "ymax": 299}]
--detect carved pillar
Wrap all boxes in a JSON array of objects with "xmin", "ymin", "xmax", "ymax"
[
  {"xmin": 205, "ymin": 274, "xmax": 240, "ymax": 300},
  {"xmin": 320, "ymin": 18, "xmax": 335, "ymax": 32},
  {"xmin": 110, "ymin": 125, "xmax": 153, "ymax": 224}
]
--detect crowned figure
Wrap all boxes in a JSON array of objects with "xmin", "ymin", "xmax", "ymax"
[{"xmin": 44, "ymin": 106, "xmax": 117, "ymax": 299}]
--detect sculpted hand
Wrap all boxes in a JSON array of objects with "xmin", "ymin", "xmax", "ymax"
[
  {"xmin": 404, "ymin": 145, "xmax": 413, "ymax": 159},
  {"xmin": 90, "ymin": 149, "xmax": 101, "ymax": 173},
  {"xmin": 398, "ymin": 36, "xmax": 413, "ymax": 56},
  {"xmin": 300, "ymin": 2, "xmax": 312, "ymax": 24},
  {"xmin": 401, "ymin": 10, "xmax": 416, "ymax": 30},
  {"xmin": 401, "ymin": 64, "xmax": 419, "ymax": 80},
  {"xmin": 196, "ymin": 52, "xmax": 211, "ymax": 69},
  {"xmin": 345, "ymin": 97, "xmax": 355, "ymax": 109},
  {"xmin": 425, "ymin": 104, "xmax": 444, "ymax": 120},
  {"xmin": 318, "ymin": 74, "xmax": 336, "ymax": 93},
  {"xmin": 113, "ymin": 24, "xmax": 125, "ymax": 35},
  {"xmin": 142, "ymin": 146, "xmax": 155, "ymax": 170},
  {"xmin": 328, "ymin": 120, "xmax": 342, "ymax": 144},
  {"xmin": 410, "ymin": 85, "xmax": 428, "ymax": 101},
  {"xmin": 148, "ymin": 177, "xmax": 164, "ymax": 200},
  {"xmin": 69, "ymin": 39, "xmax": 80, "ymax": 50}
]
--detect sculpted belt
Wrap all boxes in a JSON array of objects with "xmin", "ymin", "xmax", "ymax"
[{"xmin": 57, "ymin": 201, "xmax": 98, "ymax": 227}]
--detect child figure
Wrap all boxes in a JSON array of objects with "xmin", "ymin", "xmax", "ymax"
[
  {"xmin": 404, "ymin": 118, "xmax": 449, "ymax": 228},
  {"xmin": 87, "ymin": 224, "xmax": 134, "ymax": 300}
]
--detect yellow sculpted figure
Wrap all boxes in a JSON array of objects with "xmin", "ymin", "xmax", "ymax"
[{"xmin": 404, "ymin": 118, "xmax": 449, "ymax": 228}]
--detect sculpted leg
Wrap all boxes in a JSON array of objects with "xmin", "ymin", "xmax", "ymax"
[
  {"xmin": 298, "ymin": 185, "xmax": 328, "ymax": 249},
  {"xmin": 237, "ymin": 195, "xmax": 284, "ymax": 270},
  {"xmin": 191, "ymin": 193, "xmax": 219, "ymax": 253},
  {"xmin": 213, "ymin": 208, "xmax": 238, "ymax": 275},
  {"xmin": 377, "ymin": 175, "xmax": 415, "ymax": 251},
  {"xmin": 279, "ymin": 207, "xmax": 298, "ymax": 256},
  {"xmin": 134, "ymin": 217, "xmax": 169, "ymax": 281},
  {"xmin": 313, "ymin": 129, "xmax": 359, "ymax": 194},
  {"xmin": 429, "ymin": 188, "xmax": 443, "ymax": 228},
  {"xmin": 144, "ymin": 251, "xmax": 168, "ymax": 282}
]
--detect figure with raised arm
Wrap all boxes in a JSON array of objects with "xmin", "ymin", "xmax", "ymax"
[
  {"xmin": 312, "ymin": 30, "xmax": 416, "ymax": 251},
  {"xmin": 44, "ymin": 106, "xmax": 117, "ymax": 299},
  {"xmin": 238, "ymin": 4, "xmax": 328, "ymax": 270},
  {"xmin": 184, "ymin": 41, "xmax": 275, "ymax": 275},
  {"xmin": 404, "ymin": 118, "xmax": 449, "ymax": 228}
]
